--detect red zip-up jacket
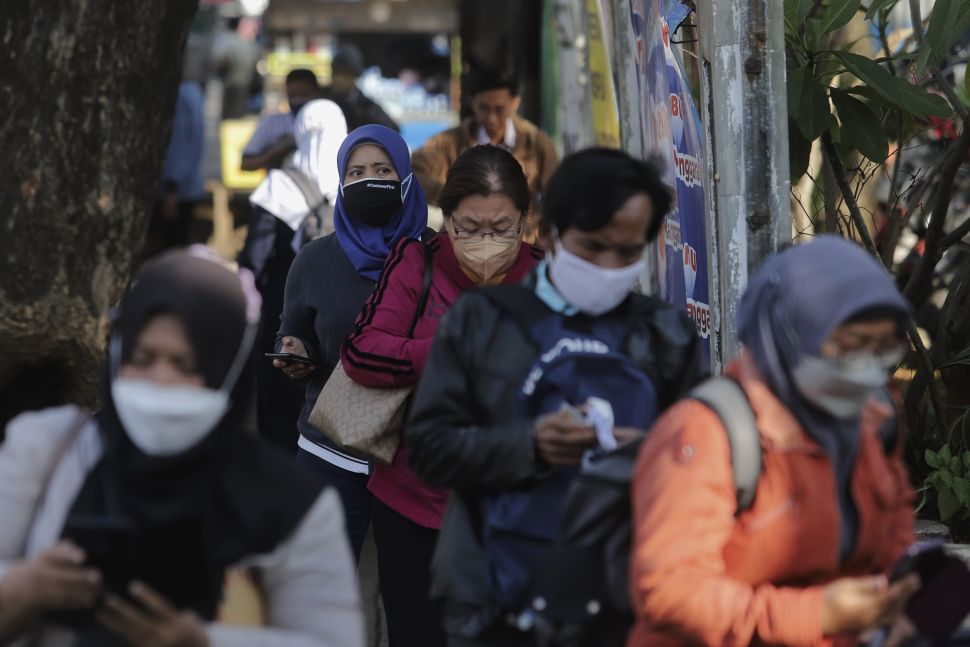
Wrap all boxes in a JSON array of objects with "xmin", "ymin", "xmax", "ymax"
[{"xmin": 341, "ymin": 232, "xmax": 542, "ymax": 528}]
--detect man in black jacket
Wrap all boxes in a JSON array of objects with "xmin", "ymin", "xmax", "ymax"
[
  {"xmin": 320, "ymin": 44, "xmax": 400, "ymax": 133},
  {"xmin": 407, "ymin": 148, "xmax": 706, "ymax": 646}
]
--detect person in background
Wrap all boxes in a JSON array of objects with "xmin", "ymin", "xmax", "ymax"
[
  {"xmin": 240, "ymin": 99, "xmax": 347, "ymax": 451},
  {"xmin": 241, "ymin": 68, "xmax": 324, "ymax": 172},
  {"xmin": 411, "ymin": 68, "xmax": 558, "ymax": 243},
  {"xmin": 144, "ymin": 78, "xmax": 205, "ymax": 260},
  {"xmin": 407, "ymin": 149, "xmax": 703, "ymax": 646},
  {"xmin": 0, "ymin": 248, "xmax": 363, "ymax": 647},
  {"xmin": 274, "ymin": 125, "xmax": 428, "ymax": 560},
  {"xmin": 320, "ymin": 44, "xmax": 400, "ymax": 133},
  {"xmin": 340, "ymin": 145, "xmax": 542, "ymax": 647},
  {"xmin": 213, "ymin": 16, "xmax": 259, "ymax": 120},
  {"xmin": 628, "ymin": 236, "xmax": 920, "ymax": 646}
]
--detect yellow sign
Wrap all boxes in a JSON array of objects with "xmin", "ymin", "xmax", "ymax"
[
  {"xmin": 586, "ymin": 0, "xmax": 621, "ymax": 148},
  {"xmin": 266, "ymin": 51, "xmax": 333, "ymax": 83},
  {"xmin": 220, "ymin": 119, "xmax": 265, "ymax": 191}
]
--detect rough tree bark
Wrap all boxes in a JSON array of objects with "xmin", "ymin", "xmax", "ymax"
[{"xmin": 0, "ymin": 1, "xmax": 199, "ymax": 427}]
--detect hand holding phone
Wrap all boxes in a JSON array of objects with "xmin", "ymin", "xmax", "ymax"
[
  {"xmin": 265, "ymin": 352, "xmax": 314, "ymax": 366},
  {"xmin": 273, "ymin": 337, "xmax": 315, "ymax": 379},
  {"xmin": 890, "ymin": 542, "xmax": 970, "ymax": 645}
]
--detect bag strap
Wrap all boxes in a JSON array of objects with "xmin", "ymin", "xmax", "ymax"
[
  {"xmin": 688, "ymin": 377, "xmax": 761, "ymax": 513},
  {"xmin": 282, "ymin": 167, "xmax": 327, "ymax": 213},
  {"xmin": 406, "ymin": 242, "xmax": 434, "ymax": 339}
]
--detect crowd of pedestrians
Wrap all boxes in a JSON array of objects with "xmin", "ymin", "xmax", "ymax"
[{"xmin": 0, "ymin": 64, "xmax": 963, "ymax": 647}]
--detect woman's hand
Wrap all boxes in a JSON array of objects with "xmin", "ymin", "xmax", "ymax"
[
  {"xmin": 273, "ymin": 336, "xmax": 315, "ymax": 380},
  {"xmin": 820, "ymin": 573, "xmax": 920, "ymax": 636},
  {"xmin": 0, "ymin": 541, "xmax": 102, "ymax": 640},
  {"xmin": 0, "ymin": 541, "xmax": 102, "ymax": 613},
  {"xmin": 534, "ymin": 411, "xmax": 598, "ymax": 465},
  {"xmin": 97, "ymin": 581, "xmax": 208, "ymax": 647}
]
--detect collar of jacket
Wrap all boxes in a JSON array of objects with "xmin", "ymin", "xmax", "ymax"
[
  {"xmin": 726, "ymin": 352, "xmax": 894, "ymax": 454},
  {"xmin": 460, "ymin": 114, "xmax": 536, "ymax": 151}
]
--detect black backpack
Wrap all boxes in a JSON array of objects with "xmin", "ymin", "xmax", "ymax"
[{"xmin": 523, "ymin": 376, "xmax": 760, "ymax": 647}]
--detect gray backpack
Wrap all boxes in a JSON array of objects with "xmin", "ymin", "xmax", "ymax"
[{"xmin": 688, "ymin": 376, "xmax": 762, "ymax": 512}]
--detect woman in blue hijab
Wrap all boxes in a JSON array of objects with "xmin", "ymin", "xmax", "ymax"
[
  {"xmin": 629, "ymin": 236, "xmax": 923, "ymax": 645},
  {"xmin": 274, "ymin": 125, "xmax": 429, "ymax": 560}
]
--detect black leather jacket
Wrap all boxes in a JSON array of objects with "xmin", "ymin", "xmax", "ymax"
[{"xmin": 407, "ymin": 271, "xmax": 706, "ymax": 638}]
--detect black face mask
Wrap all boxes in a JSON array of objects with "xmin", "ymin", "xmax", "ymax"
[
  {"xmin": 288, "ymin": 98, "xmax": 309, "ymax": 114},
  {"xmin": 342, "ymin": 178, "xmax": 403, "ymax": 227}
]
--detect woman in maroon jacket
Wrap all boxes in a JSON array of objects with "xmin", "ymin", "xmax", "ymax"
[{"xmin": 341, "ymin": 145, "xmax": 542, "ymax": 647}]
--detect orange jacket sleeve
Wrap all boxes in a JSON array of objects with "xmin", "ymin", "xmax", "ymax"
[{"xmin": 629, "ymin": 401, "xmax": 827, "ymax": 647}]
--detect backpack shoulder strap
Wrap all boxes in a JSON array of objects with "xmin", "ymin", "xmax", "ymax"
[
  {"xmin": 406, "ymin": 241, "xmax": 434, "ymax": 339},
  {"xmin": 688, "ymin": 377, "xmax": 761, "ymax": 513},
  {"xmin": 282, "ymin": 167, "xmax": 326, "ymax": 211}
]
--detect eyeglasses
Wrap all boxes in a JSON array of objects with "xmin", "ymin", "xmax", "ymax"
[{"xmin": 450, "ymin": 224, "xmax": 522, "ymax": 241}]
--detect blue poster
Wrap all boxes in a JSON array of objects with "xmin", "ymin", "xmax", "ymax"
[{"xmin": 629, "ymin": 0, "xmax": 711, "ymax": 366}]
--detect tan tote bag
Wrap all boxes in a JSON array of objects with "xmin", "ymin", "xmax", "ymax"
[
  {"xmin": 309, "ymin": 363, "xmax": 411, "ymax": 464},
  {"xmin": 308, "ymin": 244, "xmax": 433, "ymax": 465}
]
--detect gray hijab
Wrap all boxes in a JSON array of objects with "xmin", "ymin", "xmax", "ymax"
[{"xmin": 737, "ymin": 235, "xmax": 910, "ymax": 560}]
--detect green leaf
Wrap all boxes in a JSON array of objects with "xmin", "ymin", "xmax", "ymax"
[
  {"xmin": 785, "ymin": 0, "xmax": 815, "ymax": 22},
  {"xmin": 942, "ymin": 444, "xmax": 953, "ymax": 464},
  {"xmin": 789, "ymin": 118, "xmax": 813, "ymax": 180},
  {"xmin": 796, "ymin": 72, "xmax": 831, "ymax": 140},
  {"xmin": 962, "ymin": 451, "xmax": 970, "ymax": 470},
  {"xmin": 942, "ymin": 470, "xmax": 955, "ymax": 488},
  {"xmin": 939, "ymin": 346, "xmax": 970, "ymax": 370},
  {"xmin": 954, "ymin": 476, "xmax": 970, "ymax": 505},
  {"xmin": 954, "ymin": 456, "xmax": 964, "ymax": 474},
  {"xmin": 927, "ymin": 449, "xmax": 941, "ymax": 469},
  {"xmin": 832, "ymin": 90, "xmax": 888, "ymax": 161},
  {"xmin": 788, "ymin": 67, "xmax": 807, "ymax": 119},
  {"xmin": 834, "ymin": 51, "xmax": 952, "ymax": 118},
  {"xmin": 939, "ymin": 486, "xmax": 962, "ymax": 521},
  {"xmin": 820, "ymin": 0, "xmax": 860, "ymax": 36},
  {"xmin": 866, "ymin": 0, "xmax": 899, "ymax": 20},
  {"xmin": 922, "ymin": 0, "xmax": 970, "ymax": 73}
]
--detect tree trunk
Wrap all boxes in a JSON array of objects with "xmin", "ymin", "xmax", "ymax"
[{"xmin": 0, "ymin": 1, "xmax": 199, "ymax": 427}]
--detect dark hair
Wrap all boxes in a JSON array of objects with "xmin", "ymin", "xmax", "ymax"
[
  {"xmin": 332, "ymin": 44, "xmax": 365, "ymax": 76},
  {"xmin": 286, "ymin": 68, "xmax": 319, "ymax": 87},
  {"xmin": 436, "ymin": 145, "xmax": 530, "ymax": 219},
  {"xmin": 467, "ymin": 68, "xmax": 519, "ymax": 98},
  {"xmin": 541, "ymin": 148, "xmax": 672, "ymax": 241}
]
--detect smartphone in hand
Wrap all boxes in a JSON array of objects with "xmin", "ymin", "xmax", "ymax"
[
  {"xmin": 891, "ymin": 542, "xmax": 970, "ymax": 645},
  {"xmin": 265, "ymin": 352, "xmax": 314, "ymax": 366}
]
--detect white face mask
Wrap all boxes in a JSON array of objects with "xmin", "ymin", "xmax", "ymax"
[
  {"xmin": 111, "ymin": 379, "xmax": 229, "ymax": 456},
  {"xmin": 548, "ymin": 242, "xmax": 646, "ymax": 316},
  {"xmin": 791, "ymin": 353, "xmax": 892, "ymax": 420}
]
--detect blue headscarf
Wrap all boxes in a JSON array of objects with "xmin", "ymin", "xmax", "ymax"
[
  {"xmin": 737, "ymin": 235, "xmax": 910, "ymax": 560},
  {"xmin": 333, "ymin": 125, "xmax": 428, "ymax": 281}
]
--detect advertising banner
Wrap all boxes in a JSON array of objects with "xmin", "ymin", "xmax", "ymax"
[{"xmin": 629, "ymin": 1, "xmax": 711, "ymax": 364}]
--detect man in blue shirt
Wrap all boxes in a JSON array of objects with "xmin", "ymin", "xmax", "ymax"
[
  {"xmin": 144, "ymin": 79, "xmax": 205, "ymax": 259},
  {"xmin": 241, "ymin": 69, "xmax": 320, "ymax": 171}
]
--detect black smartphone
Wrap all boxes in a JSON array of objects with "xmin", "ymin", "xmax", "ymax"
[
  {"xmin": 890, "ymin": 541, "xmax": 946, "ymax": 582},
  {"xmin": 61, "ymin": 515, "xmax": 137, "ymax": 596},
  {"xmin": 264, "ymin": 352, "xmax": 314, "ymax": 365},
  {"xmin": 891, "ymin": 542, "xmax": 970, "ymax": 645}
]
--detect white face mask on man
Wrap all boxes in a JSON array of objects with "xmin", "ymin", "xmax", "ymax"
[
  {"xmin": 111, "ymin": 380, "xmax": 229, "ymax": 456},
  {"xmin": 548, "ymin": 242, "xmax": 646, "ymax": 316}
]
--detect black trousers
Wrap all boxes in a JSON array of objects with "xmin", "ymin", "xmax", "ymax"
[
  {"xmin": 372, "ymin": 497, "xmax": 446, "ymax": 647},
  {"xmin": 295, "ymin": 449, "xmax": 372, "ymax": 561}
]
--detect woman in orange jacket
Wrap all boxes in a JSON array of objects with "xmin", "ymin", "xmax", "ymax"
[{"xmin": 628, "ymin": 236, "xmax": 921, "ymax": 647}]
